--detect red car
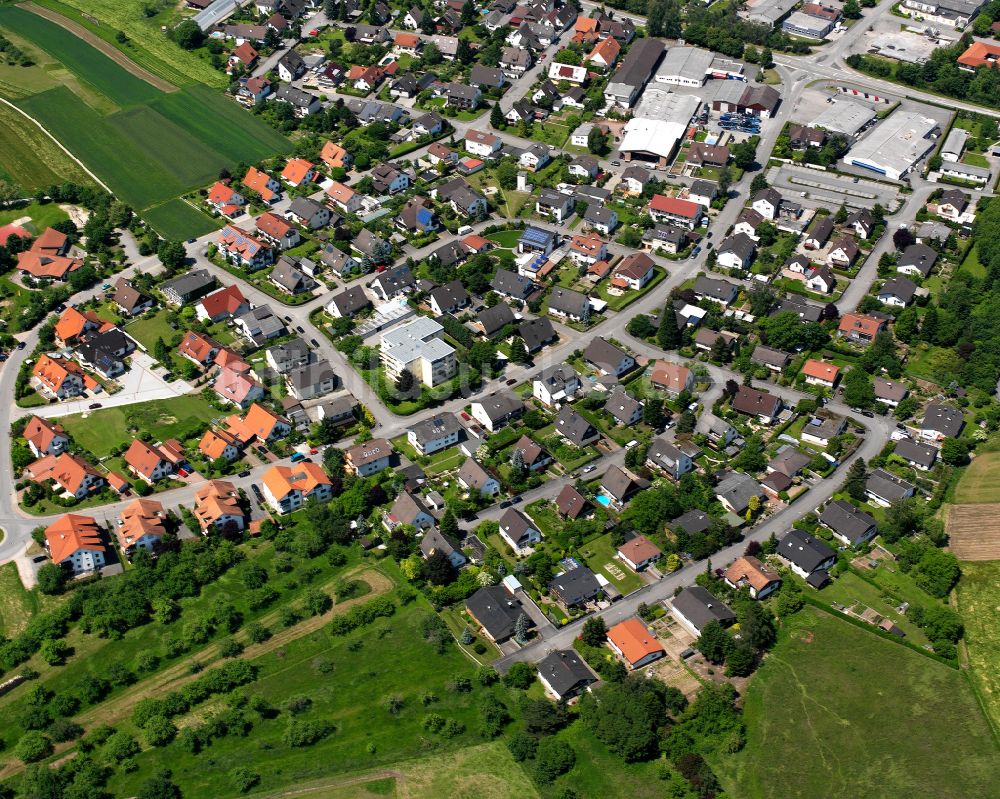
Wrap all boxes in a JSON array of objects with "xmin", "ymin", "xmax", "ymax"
[
  {"xmin": 309, "ymin": 28, "xmax": 320, "ymax": 36},
  {"xmin": 309, "ymin": 447, "xmax": 318, "ymax": 454},
  {"xmin": 539, "ymin": 53, "xmax": 547, "ymax": 60}
]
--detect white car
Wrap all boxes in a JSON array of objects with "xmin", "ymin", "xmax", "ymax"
[
  {"xmin": 890, "ymin": 430, "xmax": 910, "ymax": 442},
  {"xmin": 625, "ymin": 440, "xmax": 639, "ymax": 449}
]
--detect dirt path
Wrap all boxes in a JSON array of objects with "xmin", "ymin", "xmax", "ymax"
[
  {"xmin": 0, "ymin": 568, "xmax": 393, "ymax": 780},
  {"xmin": 264, "ymin": 769, "xmax": 404, "ymax": 798},
  {"xmin": 20, "ymin": 2, "xmax": 177, "ymax": 93}
]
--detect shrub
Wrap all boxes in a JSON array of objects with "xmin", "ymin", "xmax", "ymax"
[{"xmin": 15, "ymin": 731, "xmax": 53, "ymax": 763}]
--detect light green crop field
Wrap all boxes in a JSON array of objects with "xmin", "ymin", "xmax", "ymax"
[
  {"xmin": 1, "ymin": 5, "xmax": 290, "ymax": 233},
  {"xmin": 0, "ymin": 100, "xmax": 91, "ymax": 190},
  {"xmin": 715, "ymin": 607, "xmax": 999, "ymax": 799}
]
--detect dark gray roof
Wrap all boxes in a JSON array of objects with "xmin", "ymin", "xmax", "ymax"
[
  {"xmin": 672, "ymin": 509, "xmax": 712, "ymax": 535},
  {"xmin": 820, "ymin": 499, "xmax": 877, "ymax": 545},
  {"xmin": 779, "ymin": 529, "xmax": 836, "ymax": 573},
  {"xmin": 286, "ymin": 359, "xmax": 335, "ymax": 391},
  {"xmin": 472, "ymin": 391, "xmax": 523, "ymax": 423},
  {"xmin": 408, "ymin": 412, "xmax": 463, "ymax": 446},
  {"xmin": 429, "ymin": 279, "xmax": 469, "ymax": 310},
  {"xmin": 878, "ymin": 277, "xmax": 917, "ymax": 304},
  {"xmin": 752, "ymin": 345, "xmax": 791, "ymax": 368},
  {"xmin": 898, "ymin": 244, "xmax": 938, "ymax": 277},
  {"xmin": 536, "ymin": 649, "xmax": 597, "ymax": 696},
  {"xmin": 465, "ymin": 585, "xmax": 525, "ymax": 640},
  {"xmin": 391, "ymin": 491, "xmax": 431, "ymax": 526},
  {"xmin": 548, "ymin": 287, "xmax": 590, "ymax": 317},
  {"xmin": 330, "ymin": 284, "xmax": 371, "ymax": 316},
  {"xmin": 768, "ymin": 446, "xmax": 811, "ymax": 477},
  {"xmin": 866, "ymin": 468, "xmax": 915, "ymax": 502},
  {"xmin": 773, "ymin": 295, "xmax": 823, "ymax": 322},
  {"xmin": 921, "ymin": 402, "xmax": 964, "ymax": 438},
  {"xmin": 601, "ymin": 464, "xmax": 645, "ymax": 502},
  {"xmin": 479, "ymin": 302, "xmax": 516, "ymax": 336},
  {"xmin": 646, "ymin": 437, "xmax": 687, "ymax": 472},
  {"xmin": 715, "ymin": 471, "xmax": 764, "ymax": 514},
  {"xmin": 719, "ymin": 232, "xmax": 756, "ymax": 262},
  {"xmin": 584, "ymin": 336, "xmax": 630, "ymax": 374},
  {"xmin": 519, "ymin": 316, "xmax": 555, "ymax": 351},
  {"xmin": 420, "ymin": 528, "xmax": 462, "ymax": 561},
  {"xmin": 162, "ymin": 269, "xmax": 215, "ymax": 301},
  {"xmin": 555, "ymin": 405, "xmax": 598, "ymax": 447},
  {"xmin": 874, "ymin": 378, "xmax": 908, "ymax": 403},
  {"xmin": 548, "ymin": 567, "xmax": 601, "ymax": 606},
  {"xmin": 604, "ymin": 386, "xmax": 642, "ymax": 425},
  {"xmin": 693, "ymin": 275, "xmax": 739, "ymax": 303},
  {"xmin": 672, "ymin": 586, "xmax": 735, "ymax": 631},
  {"xmin": 491, "ymin": 268, "xmax": 534, "ymax": 300},
  {"xmin": 893, "ymin": 438, "xmax": 938, "ymax": 469}
]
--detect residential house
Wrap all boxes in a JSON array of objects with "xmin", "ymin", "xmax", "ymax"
[
  {"xmin": 46, "ymin": 514, "xmax": 107, "ymax": 575},
  {"xmin": 804, "ymin": 216, "xmax": 834, "ymax": 250},
  {"xmin": 31, "ymin": 355, "xmax": 88, "ymax": 399},
  {"xmin": 270, "ymin": 257, "xmax": 317, "ymax": 295},
  {"xmin": 865, "ymin": 467, "xmax": 916, "ymax": 507},
  {"xmin": 27, "ymin": 452, "xmax": 104, "ymax": 499},
  {"xmin": 714, "ymin": 471, "xmax": 765, "ymax": 514},
  {"xmin": 345, "ymin": 438, "xmax": 393, "ymax": 477},
  {"xmin": 584, "ymin": 205, "xmax": 618, "ymax": 235},
  {"xmin": 477, "ymin": 302, "xmax": 516, "ymax": 337},
  {"xmin": 218, "ymin": 224, "xmax": 274, "ymax": 269},
  {"xmin": 470, "ymin": 392, "xmax": 524, "ymax": 432},
  {"xmin": 556, "ymin": 484, "xmax": 589, "ymax": 520},
  {"xmin": 457, "ymin": 457, "xmax": 501, "ymax": 496},
  {"xmin": 584, "ymin": 337, "xmax": 635, "ymax": 377},
  {"xmin": 123, "ymin": 439, "xmax": 174, "ymax": 484},
  {"xmin": 428, "ymin": 280, "xmax": 470, "ymax": 315},
  {"xmin": 464, "ymin": 129, "xmax": 502, "ymax": 158},
  {"xmin": 820, "ymin": 499, "xmax": 878, "ymax": 547},
  {"xmin": 838, "ymin": 313, "xmax": 886, "ymax": 345},
  {"xmin": 278, "ymin": 50, "xmax": 306, "ymax": 81},
  {"xmin": 874, "ymin": 377, "xmax": 908, "ymax": 408},
  {"xmin": 894, "ymin": 438, "xmax": 939, "ymax": 470},
  {"xmin": 116, "ymin": 499, "xmax": 166, "ymax": 558},
  {"xmin": 555, "ymin": 405, "xmax": 599, "ymax": 447},
  {"xmin": 420, "ymin": 528, "xmax": 466, "ymax": 569},
  {"xmin": 286, "ymin": 197, "xmax": 331, "ymax": 230},
  {"xmin": 261, "ymin": 462, "xmax": 334, "ymax": 514},
  {"xmin": 326, "ymin": 181, "xmax": 362, "ymax": 215},
  {"xmin": 519, "ymin": 316, "xmax": 556, "ymax": 352},
  {"xmin": 465, "ymin": 585, "xmax": 530, "ymax": 643},
  {"xmin": 385, "ymin": 491, "xmax": 435, "ymax": 531},
  {"xmin": 499, "ymin": 508, "xmax": 542, "ymax": 553},
  {"xmin": 196, "ymin": 285, "xmax": 250, "ymax": 323},
  {"xmin": 511, "ymin": 435, "xmax": 552, "ymax": 472},
  {"xmin": 371, "ymin": 162, "xmax": 410, "ymax": 194},
  {"xmin": 549, "ymin": 566, "xmax": 602, "ymax": 607},
  {"xmin": 778, "ymin": 529, "xmax": 836, "ymax": 582},
  {"xmin": 717, "ymin": 233, "xmax": 757, "ymax": 270},
  {"xmin": 921, "ymin": 402, "xmax": 964, "ymax": 441},
  {"xmin": 272, "ymin": 84, "xmax": 321, "ymax": 116},
  {"xmin": 693, "ymin": 275, "xmax": 739, "ymax": 305},
  {"xmin": 534, "ymin": 364, "xmax": 582, "ymax": 406},
  {"xmin": 535, "ymin": 189, "xmax": 574, "ymax": 223},
  {"xmin": 225, "ymin": 403, "xmax": 291, "ymax": 443},
  {"xmin": 646, "ymin": 437, "xmax": 693, "ymax": 480},
  {"xmin": 724, "ymin": 556, "xmax": 781, "ymax": 599},
  {"xmin": 280, "ymin": 157, "xmax": 315, "ymax": 187},
  {"xmin": 800, "ymin": 413, "xmax": 846, "ymax": 448},
  {"xmin": 198, "ymin": 428, "xmax": 243, "ymax": 463},
  {"xmin": 752, "ymin": 188, "xmax": 783, "ymax": 220},
  {"xmin": 752, "ymin": 345, "xmax": 791, "ymax": 374},
  {"xmin": 395, "ymin": 198, "xmax": 438, "ymax": 234},
  {"xmin": 845, "ymin": 208, "xmax": 874, "ymax": 239},
  {"xmin": 604, "ymin": 386, "xmax": 643, "ymax": 426},
  {"xmin": 286, "ymin": 360, "xmax": 336, "ymax": 400},
  {"xmin": 537, "ymin": 650, "xmax": 598, "ymax": 701},
  {"xmin": 827, "ymin": 236, "xmax": 859, "ymax": 268},
  {"xmin": 111, "ymin": 277, "xmax": 154, "ymax": 317},
  {"xmin": 671, "ymin": 586, "xmax": 735, "ymax": 635},
  {"xmin": 327, "ymin": 285, "xmax": 371, "ymax": 318},
  {"xmin": 877, "ymin": 276, "xmax": 918, "ymax": 307},
  {"xmin": 161, "ymin": 269, "xmax": 215, "ymax": 305},
  {"xmin": 234, "ymin": 305, "xmax": 286, "ymax": 344},
  {"xmin": 617, "ymin": 535, "xmax": 661, "ymax": 571},
  {"xmin": 650, "ymin": 360, "xmax": 694, "ymax": 395},
  {"xmin": 23, "ymin": 416, "xmax": 69, "ymax": 458},
  {"xmin": 207, "ymin": 181, "xmax": 247, "ymax": 217},
  {"xmin": 600, "ymin": 464, "xmax": 647, "ymax": 507},
  {"xmin": 607, "ymin": 618, "xmax": 665, "ymax": 669},
  {"xmin": 897, "ymin": 243, "xmax": 938, "ymax": 279},
  {"xmin": 407, "ymin": 412, "xmax": 463, "ymax": 455},
  {"xmin": 801, "ymin": 359, "xmax": 840, "ymax": 388},
  {"xmin": 320, "ymin": 140, "xmax": 351, "ymax": 171},
  {"xmin": 548, "ymin": 288, "xmax": 590, "ymax": 323},
  {"xmin": 649, "ymin": 194, "xmax": 703, "ymax": 229},
  {"xmin": 732, "ymin": 385, "xmax": 783, "ymax": 424},
  {"xmin": 805, "ymin": 265, "xmax": 836, "ymax": 294},
  {"xmin": 569, "ymin": 154, "xmax": 600, "ymax": 181}
]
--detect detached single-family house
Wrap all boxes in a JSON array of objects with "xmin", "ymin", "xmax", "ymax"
[
  {"xmin": 671, "ymin": 586, "xmax": 735, "ymax": 635},
  {"xmin": 458, "ymin": 457, "xmax": 501, "ymax": 496},
  {"xmin": 778, "ymin": 529, "xmax": 836, "ymax": 583},
  {"xmin": 607, "ymin": 618, "xmax": 665, "ymax": 669},
  {"xmin": 820, "ymin": 499, "xmax": 878, "ymax": 546},
  {"xmin": 724, "ymin": 556, "xmax": 781, "ymax": 599},
  {"xmin": 499, "ymin": 508, "xmax": 542, "ymax": 553}
]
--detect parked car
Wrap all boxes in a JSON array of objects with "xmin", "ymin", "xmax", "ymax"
[
  {"xmin": 16, "ymin": 341, "xmax": 26, "ymax": 349},
  {"xmin": 238, "ymin": 469, "xmax": 251, "ymax": 477},
  {"xmin": 290, "ymin": 452, "xmax": 306, "ymax": 463},
  {"xmin": 88, "ymin": 403, "xmax": 102, "ymax": 409},
  {"xmin": 506, "ymin": 378, "xmax": 517, "ymax": 385}
]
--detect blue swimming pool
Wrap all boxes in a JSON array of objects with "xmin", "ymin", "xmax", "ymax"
[{"xmin": 595, "ymin": 495, "xmax": 611, "ymax": 507}]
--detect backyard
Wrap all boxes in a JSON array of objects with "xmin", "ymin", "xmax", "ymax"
[
  {"xmin": 578, "ymin": 532, "xmax": 643, "ymax": 595},
  {"xmin": 954, "ymin": 560, "xmax": 1000, "ymax": 731},
  {"xmin": 715, "ymin": 606, "xmax": 999, "ymax": 799}
]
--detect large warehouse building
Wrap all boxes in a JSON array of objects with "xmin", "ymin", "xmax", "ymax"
[
  {"xmin": 604, "ymin": 37, "xmax": 665, "ymax": 108},
  {"xmin": 842, "ymin": 111, "xmax": 938, "ymax": 180}
]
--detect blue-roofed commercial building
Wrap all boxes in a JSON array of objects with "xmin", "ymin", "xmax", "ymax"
[{"xmin": 518, "ymin": 226, "xmax": 559, "ymax": 255}]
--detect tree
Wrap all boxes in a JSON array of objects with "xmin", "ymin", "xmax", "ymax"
[
  {"xmin": 733, "ymin": 434, "xmax": 766, "ymax": 473},
  {"xmin": 40, "ymin": 639, "xmax": 70, "ymax": 666},
  {"xmin": 834, "ymin": 204, "xmax": 848, "ymax": 224},
  {"xmin": 643, "ymin": 397, "xmax": 666, "ymax": 428},
  {"xmin": 457, "ymin": 37, "xmax": 474, "ymax": 64},
  {"xmin": 657, "ymin": 303, "xmax": 681, "ymax": 349},
  {"xmin": 157, "ymin": 240, "xmax": 186, "ymax": 271},
  {"xmin": 507, "ymin": 731, "xmax": 538, "ymax": 762},
  {"xmin": 760, "ymin": 311, "xmax": 828, "ymax": 351},
  {"xmin": 581, "ymin": 616, "xmax": 607, "ymax": 646},
  {"xmin": 490, "ymin": 102, "xmax": 505, "ymax": 129},
  {"xmin": 440, "ymin": 509, "xmax": 460, "ymax": 540},
  {"xmin": 587, "ymin": 126, "xmax": 610, "ymax": 156},
  {"xmin": 736, "ymin": 601, "xmax": 776, "ymax": 650},
  {"xmin": 424, "ymin": 549, "xmax": 455, "ymax": 585},
  {"xmin": 36, "ymin": 563, "xmax": 66, "ymax": 595},
  {"xmin": 137, "ymin": 769, "xmax": 182, "ymax": 799},
  {"xmin": 394, "ymin": 369, "xmax": 415, "ymax": 393},
  {"xmin": 760, "ymin": 47, "xmax": 773, "ymax": 69},
  {"xmin": 696, "ymin": 620, "xmax": 732, "ymax": 664},
  {"xmin": 912, "ymin": 547, "xmax": 960, "ymax": 598},
  {"xmin": 677, "ymin": 410, "xmax": 696, "ymax": 434},
  {"xmin": 724, "ymin": 641, "xmax": 756, "ymax": 677},
  {"xmin": 731, "ymin": 139, "xmax": 757, "ymax": 170},
  {"xmin": 513, "ymin": 612, "xmax": 531, "ymax": 644},
  {"xmin": 842, "ymin": 367, "xmax": 875, "ymax": 409},
  {"xmin": 173, "ymin": 20, "xmax": 205, "ymax": 50},
  {"xmin": 143, "ymin": 716, "xmax": 177, "ymax": 747},
  {"xmin": 940, "ymin": 437, "xmax": 970, "ymax": 466},
  {"xmin": 502, "ymin": 661, "xmax": 535, "ymax": 689},
  {"xmin": 893, "ymin": 227, "xmax": 915, "ymax": 250},
  {"xmin": 533, "ymin": 738, "xmax": 576, "ymax": 784},
  {"xmin": 509, "ymin": 336, "xmax": 530, "ymax": 364},
  {"xmin": 894, "ymin": 305, "xmax": 919, "ymax": 343},
  {"xmin": 627, "ymin": 313, "xmax": 656, "ymax": 340},
  {"xmin": 579, "ymin": 675, "xmax": 667, "ymax": 762},
  {"xmin": 881, "ymin": 497, "xmax": 923, "ymax": 543},
  {"xmin": 15, "ymin": 732, "xmax": 53, "ymax": 763},
  {"xmin": 749, "ymin": 173, "xmax": 769, "ymax": 194},
  {"xmin": 153, "ymin": 336, "xmax": 171, "ymax": 367},
  {"xmin": 843, "ymin": 0, "xmax": 862, "ymax": 18},
  {"xmin": 844, "ymin": 457, "xmax": 867, "ymax": 502}
]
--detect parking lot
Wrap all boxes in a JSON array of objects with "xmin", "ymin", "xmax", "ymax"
[{"xmin": 765, "ymin": 163, "xmax": 901, "ymax": 211}]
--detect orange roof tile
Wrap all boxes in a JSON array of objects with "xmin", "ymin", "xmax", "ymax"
[
  {"xmin": 724, "ymin": 556, "xmax": 780, "ymax": 593},
  {"xmin": 261, "ymin": 462, "xmax": 331, "ymax": 501},
  {"xmin": 54, "ymin": 307, "xmax": 103, "ymax": 343},
  {"xmin": 177, "ymin": 331, "xmax": 220, "ymax": 364},
  {"xmin": 124, "ymin": 439, "xmax": 169, "ymax": 479},
  {"xmin": 198, "ymin": 285, "xmax": 248, "ymax": 319},
  {"xmin": 587, "ymin": 36, "xmax": 620, "ymax": 64},
  {"xmin": 28, "ymin": 452, "xmax": 100, "ymax": 495},
  {"xmin": 199, "ymin": 428, "xmax": 242, "ymax": 460},
  {"xmin": 32, "ymin": 355, "xmax": 86, "ymax": 394},
  {"xmin": 801, "ymin": 359, "xmax": 840, "ymax": 383},
  {"xmin": 320, "ymin": 141, "xmax": 350, "ymax": 169},
  {"xmin": 280, "ymin": 158, "xmax": 315, "ymax": 185},
  {"xmin": 957, "ymin": 41, "xmax": 1000, "ymax": 69},
  {"xmin": 193, "ymin": 480, "xmax": 244, "ymax": 528},
  {"xmin": 46, "ymin": 514, "xmax": 104, "ymax": 563},
  {"xmin": 22, "ymin": 415, "xmax": 66, "ymax": 453},
  {"xmin": 117, "ymin": 498, "xmax": 166, "ymax": 549},
  {"xmin": 607, "ymin": 618, "xmax": 665, "ymax": 666}
]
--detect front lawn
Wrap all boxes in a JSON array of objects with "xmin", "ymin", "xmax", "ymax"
[
  {"xmin": 485, "ymin": 229, "xmax": 522, "ymax": 249},
  {"xmin": 124, "ymin": 309, "xmax": 177, "ymax": 353},
  {"xmin": 594, "ymin": 267, "xmax": 667, "ymax": 312}
]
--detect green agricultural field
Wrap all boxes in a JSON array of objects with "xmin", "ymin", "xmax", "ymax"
[
  {"xmin": 58, "ymin": 394, "xmax": 222, "ymax": 456},
  {"xmin": 30, "ymin": 0, "xmax": 226, "ymax": 87},
  {"xmin": 150, "ymin": 83, "xmax": 292, "ymax": 164},
  {"xmin": 955, "ymin": 561, "xmax": 1000, "ymax": 732},
  {"xmin": 0, "ymin": 101, "xmax": 92, "ymax": 190},
  {"xmin": 142, "ymin": 198, "xmax": 222, "ymax": 240},
  {"xmin": 715, "ymin": 607, "xmax": 999, "ymax": 799},
  {"xmin": 0, "ymin": 6, "xmax": 161, "ymax": 107},
  {"xmin": 953, "ymin": 451, "xmax": 1000, "ymax": 503},
  {"xmin": 1, "ymin": 6, "xmax": 290, "ymax": 234}
]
